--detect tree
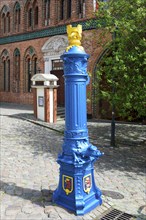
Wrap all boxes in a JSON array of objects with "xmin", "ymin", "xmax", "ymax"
[{"xmin": 94, "ymin": 0, "xmax": 146, "ymax": 121}]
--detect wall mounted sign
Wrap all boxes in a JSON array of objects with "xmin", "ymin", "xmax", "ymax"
[{"xmin": 38, "ymin": 96, "xmax": 44, "ymax": 107}]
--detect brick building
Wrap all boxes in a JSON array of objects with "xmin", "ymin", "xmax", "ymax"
[{"xmin": 0, "ymin": 0, "xmax": 109, "ymax": 118}]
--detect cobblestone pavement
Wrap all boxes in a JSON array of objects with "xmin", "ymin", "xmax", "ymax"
[{"xmin": 0, "ymin": 102, "xmax": 146, "ymax": 220}]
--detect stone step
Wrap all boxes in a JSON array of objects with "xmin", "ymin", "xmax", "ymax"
[{"xmin": 57, "ymin": 107, "xmax": 65, "ymax": 120}]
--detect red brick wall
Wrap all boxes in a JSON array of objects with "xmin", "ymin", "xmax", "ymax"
[
  {"xmin": 0, "ymin": 0, "xmax": 108, "ymax": 117},
  {"xmin": 0, "ymin": 30, "xmax": 107, "ymax": 106},
  {"xmin": 0, "ymin": 36, "xmax": 49, "ymax": 104},
  {"xmin": 0, "ymin": 0, "xmax": 96, "ymax": 35}
]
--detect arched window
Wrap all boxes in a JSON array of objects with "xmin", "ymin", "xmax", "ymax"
[
  {"xmin": 2, "ymin": 13, "xmax": 6, "ymax": 33},
  {"xmin": 28, "ymin": 8, "xmax": 32, "ymax": 27},
  {"xmin": 25, "ymin": 0, "xmax": 39, "ymax": 30},
  {"xmin": 44, "ymin": 0, "xmax": 51, "ymax": 26},
  {"xmin": 1, "ymin": 5, "xmax": 10, "ymax": 34},
  {"xmin": 13, "ymin": 49, "xmax": 20, "ymax": 93},
  {"xmin": 24, "ymin": 47, "xmax": 37, "ymax": 92},
  {"xmin": 24, "ymin": 0, "xmax": 32, "ymax": 29},
  {"xmin": 14, "ymin": 2, "xmax": 21, "ymax": 32},
  {"xmin": 59, "ymin": 0, "xmax": 71, "ymax": 21},
  {"xmin": 67, "ymin": 0, "xmax": 71, "ymax": 19},
  {"xmin": 34, "ymin": 6, "xmax": 38, "ymax": 25},
  {"xmin": 60, "ymin": 0, "xmax": 65, "ymax": 20},
  {"xmin": 7, "ymin": 12, "xmax": 10, "ymax": 32},
  {"xmin": 33, "ymin": 56, "xmax": 38, "ymax": 75},
  {"xmin": 26, "ymin": 57, "xmax": 32, "ymax": 92},
  {"xmin": 33, "ymin": 0, "xmax": 38, "ymax": 26},
  {"xmin": 1, "ymin": 50, "xmax": 10, "ymax": 92},
  {"xmin": 77, "ymin": 0, "xmax": 85, "ymax": 18}
]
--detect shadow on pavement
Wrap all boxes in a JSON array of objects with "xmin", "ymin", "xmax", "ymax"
[
  {"xmin": 0, "ymin": 180, "xmax": 124, "ymax": 205},
  {"xmin": 1, "ymin": 180, "xmax": 145, "ymax": 219},
  {"xmin": 1, "ymin": 112, "xmax": 146, "ymax": 176},
  {"xmin": 95, "ymin": 144, "xmax": 146, "ymax": 176},
  {"xmin": 0, "ymin": 180, "xmax": 54, "ymax": 207}
]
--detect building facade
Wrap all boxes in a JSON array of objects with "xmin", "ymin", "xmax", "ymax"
[{"xmin": 0, "ymin": 0, "xmax": 109, "ymax": 118}]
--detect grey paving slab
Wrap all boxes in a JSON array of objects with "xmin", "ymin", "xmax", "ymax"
[{"xmin": 0, "ymin": 102, "xmax": 146, "ymax": 220}]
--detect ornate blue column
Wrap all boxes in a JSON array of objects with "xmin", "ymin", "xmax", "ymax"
[{"xmin": 53, "ymin": 25, "xmax": 103, "ymax": 215}]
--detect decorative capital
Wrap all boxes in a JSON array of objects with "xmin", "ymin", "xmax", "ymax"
[
  {"xmin": 66, "ymin": 25, "xmax": 84, "ymax": 52},
  {"xmin": 44, "ymin": 57, "xmax": 49, "ymax": 62}
]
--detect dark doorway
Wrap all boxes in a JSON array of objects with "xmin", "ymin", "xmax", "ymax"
[{"xmin": 51, "ymin": 70, "xmax": 64, "ymax": 106}]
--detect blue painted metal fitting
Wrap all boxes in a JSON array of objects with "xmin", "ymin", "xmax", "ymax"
[{"xmin": 53, "ymin": 46, "xmax": 103, "ymax": 215}]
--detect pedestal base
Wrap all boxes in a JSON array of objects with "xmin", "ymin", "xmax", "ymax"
[{"xmin": 53, "ymin": 157, "xmax": 102, "ymax": 215}]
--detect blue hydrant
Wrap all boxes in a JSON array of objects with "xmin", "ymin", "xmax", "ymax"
[{"xmin": 53, "ymin": 25, "xmax": 103, "ymax": 215}]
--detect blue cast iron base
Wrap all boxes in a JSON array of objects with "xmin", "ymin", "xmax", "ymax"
[{"xmin": 53, "ymin": 157, "xmax": 102, "ymax": 215}]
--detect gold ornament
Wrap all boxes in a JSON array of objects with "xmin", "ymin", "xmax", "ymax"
[{"xmin": 66, "ymin": 24, "xmax": 84, "ymax": 52}]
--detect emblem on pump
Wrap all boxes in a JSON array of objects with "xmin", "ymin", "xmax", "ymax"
[
  {"xmin": 83, "ymin": 174, "xmax": 92, "ymax": 194},
  {"xmin": 62, "ymin": 175, "xmax": 73, "ymax": 195}
]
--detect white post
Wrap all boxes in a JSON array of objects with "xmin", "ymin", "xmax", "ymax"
[
  {"xmin": 49, "ymin": 89, "xmax": 54, "ymax": 123},
  {"xmin": 44, "ymin": 57, "xmax": 50, "ymax": 74}
]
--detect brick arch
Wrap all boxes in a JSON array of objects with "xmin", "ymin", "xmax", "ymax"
[
  {"xmin": 24, "ymin": 46, "xmax": 37, "ymax": 58},
  {"xmin": 14, "ymin": 1, "xmax": 21, "ymax": 10},
  {"xmin": 14, "ymin": 48, "xmax": 20, "ymax": 56},
  {"xmin": 32, "ymin": 0, "xmax": 38, "ymax": 8},
  {"xmin": 24, "ymin": 0, "xmax": 32, "ymax": 7},
  {"xmin": 1, "ymin": 49, "xmax": 9, "ymax": 61},
  {"xmin": 1, "ymin": 5, "xmax": 10, "ymax": 15}
]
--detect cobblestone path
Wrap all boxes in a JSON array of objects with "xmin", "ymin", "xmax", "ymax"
[{"xmin": 0, "ymin": 103, "xmax": 146, "ymax": 219}]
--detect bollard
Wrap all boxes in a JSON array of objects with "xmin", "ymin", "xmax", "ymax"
[{"xmin": 53, "ymin": 24, "xmax": 103, "ymax": 215}]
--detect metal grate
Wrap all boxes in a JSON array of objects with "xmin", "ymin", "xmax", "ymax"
[{"xmin": 100, "ymin": 209, "xmax": 135, "ymax": 220}]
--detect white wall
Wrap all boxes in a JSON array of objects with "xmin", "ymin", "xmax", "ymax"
[{"xmin": 37, "ymin": 89, "xmax": 44, "ymax": 121}]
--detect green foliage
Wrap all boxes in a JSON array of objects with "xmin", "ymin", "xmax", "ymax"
[{"xmin": 95, "ymin": 0, "xmax": 146, "ymax": 120}]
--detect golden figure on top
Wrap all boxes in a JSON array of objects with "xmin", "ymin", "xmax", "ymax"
[{"xmin": 66, "ymin": 24, "xmax": 84, "ymax": 52}]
